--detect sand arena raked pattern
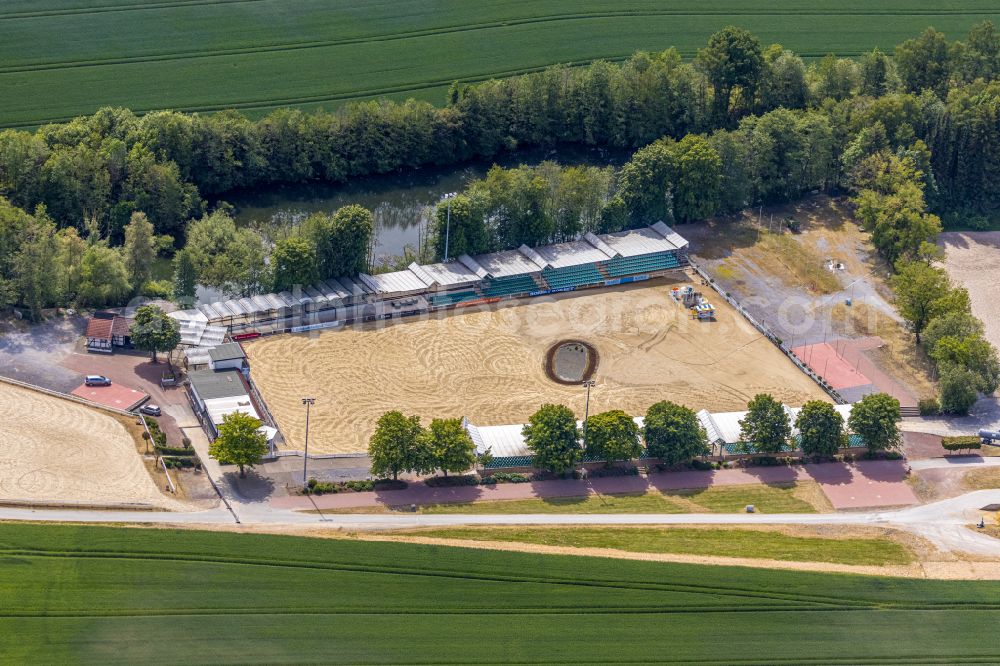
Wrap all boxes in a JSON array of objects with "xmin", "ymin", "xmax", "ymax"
[
  {"xmin": 245, "ymin": 280, "xmax": 828, "ymax": 454},
  {"xmin": 0, "ymin": 381, "xmax": 177, "ymax": 507}
]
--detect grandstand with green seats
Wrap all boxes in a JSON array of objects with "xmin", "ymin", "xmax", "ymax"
[{"xmin": 172, "ymin": 222, "xmax": 689, "ymax": 330}]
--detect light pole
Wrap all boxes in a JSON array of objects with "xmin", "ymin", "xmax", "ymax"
[
  {"xmin": 582, "ymin": 380, "xmax": 595, "ymax": 450},
  {"xmin": 301, "ymin": 397, "xmax": 315, "ymax": 490},
  {"xmin": 441, "ymin": 192, "xmax": 457, "ymax": 261}
]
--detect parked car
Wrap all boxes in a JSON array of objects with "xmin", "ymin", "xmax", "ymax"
[
  {"xmin": 84, "ymin": 375, "xmax": 112, "ymax": 387},
  {"xmin": 139, "ymin": 404, "xmax": 161, "ymax": 417}
]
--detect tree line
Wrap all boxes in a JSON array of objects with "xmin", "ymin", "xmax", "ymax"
[
  {"xmin": 3, "ymin": 24, "xmax": 1000, "ymax": 315},
  {"xmin": 365, "ymin": 393, "xmax": 903, "ymax": 480}
]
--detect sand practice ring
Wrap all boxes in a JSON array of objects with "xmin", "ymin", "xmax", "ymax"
[{"xmin": 545, "ymin": 340, "xmax": 598, "ymax": 384}]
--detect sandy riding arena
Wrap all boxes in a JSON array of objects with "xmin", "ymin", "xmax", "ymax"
[
  {"xmin": 0, "ymin": 381, "xmax": 175, "ymax": 508},
  {"xmin": 939, "ymin": 231, "xmax": 1000, "ymax": 351},
  {"xmin": 246, "ymin": 279, "xmax": 826, "ymax": 454}
]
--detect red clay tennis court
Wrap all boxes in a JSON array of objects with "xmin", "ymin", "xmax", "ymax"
[
  {"xmin": 71, "ymin": 383, "xmax": 148, "ymax": 411},
  {"xmin": 791, "ymin": 342, "xmax": 871, "ymax": 390}
]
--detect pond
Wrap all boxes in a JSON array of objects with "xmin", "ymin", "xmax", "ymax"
[{"xmin": 223, "ymin": 144, "xmax": 628, "ymax": 269}]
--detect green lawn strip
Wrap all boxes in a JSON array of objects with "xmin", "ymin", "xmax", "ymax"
[
  {"xmin": 0, "ymin": 523, "xmax": 997, "ymax": 663},
  {"xmin": 405, "ymin": 483, "xmax": 817, "ymax": 514},
  {"xmin": 398, "ymin": 526, "xmax": 914, "ymax": 566}
]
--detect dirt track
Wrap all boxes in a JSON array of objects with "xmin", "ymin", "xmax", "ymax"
[
  {"xmin": 939, "ymin": 231, "xmax": 1000, "ymax": 352},
  {"xmin": 245, "ymin": 278, "xmax": 826, "ymax": 453},
  {"xmin": 0, "ymin": 382, "xmax": 177, "ymax": 508}
]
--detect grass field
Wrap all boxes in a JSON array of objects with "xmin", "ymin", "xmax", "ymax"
[
  {"xmin": 1, "ymin": 522, "xmax": 998, "ymax": 664},
  {"xmin": 383, "ymin": 483, "xmax": 827, "ymax": 515},
  {"xmin": 398, "ymin": 526, "xmax": 915, "ymax": 565},
  {"xmin": 2, "ymin": 1, "xmax": 1000, "ymax": 128}
]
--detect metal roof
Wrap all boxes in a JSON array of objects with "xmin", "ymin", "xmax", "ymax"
[
  {"xmin": 584, "ymin": 232, "xmax": 618, "ymax": 258},
  {"xmin": 336, "ymin": 276, "xmax": 370, "ymax": 297},
  {"xmin": 651, "ymin": 221, "xmax": 689, "ymax": 249},
  {"xmin": 359, "ymin": 270, "xmax": 427, "ymax": 295},
  {"xmin": 457, "ymin": 254, "xmax": 490, "ymax": 279},
  {"xmin": 411, "ymin": 261, "xmax": 480, "ymax": 287},
  {"xmin": 470, "ymin": 249, "xmax": 542, "ymax": 278},
  {"xmin": 188, "ymin": 369, "xmax": 249, "ymax": 401},
  {"xmin": 208, "ymin": 342, "xmax": 246, "ymax": 362},
  {"xmin": 534, "ymin": 239, "xmax": 611, "ymax": 269},
  {"xmin": 601, "ymin": 227, "xmax": 680, "ymax": 257},
  {"xmin": 203, "ymin": 396, "xmax": 260, "ymax": 426},
  {"xmin": 184, "ymin": 347, "xmax": 213, "ymax": 367}
]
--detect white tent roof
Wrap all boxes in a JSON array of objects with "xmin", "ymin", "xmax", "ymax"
[{"xmin": 204, "ymin": 395, "xmax": 260, "ymax": 426}]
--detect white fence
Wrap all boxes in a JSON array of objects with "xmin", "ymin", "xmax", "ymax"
[{"xmin": 687, "ymin": 261, "xmax": 848, "ymax": 405}]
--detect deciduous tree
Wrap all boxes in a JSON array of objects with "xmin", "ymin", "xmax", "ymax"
[
  {"xmin": 130, "ymin": 304, "xmax": 180, "ymax": 364},
  {"xmin": 208, "ymin": 411, "xmax": 268, "ymax": 478},
  {"xmin": 738, "ymin": 393, "xmax": 791, "ymax": 454},
  {"xmin": 795, "ymin": 400, "xmax": 847, "ymax": 457},
  {"xmin": 847, "ymin": 393, "xmax": 901, "ymax": 453},
  {"xmin": 584, "ymin": 409, "xmax": 642, "ymax": 467},
  {"xmin": 643, "ymin": 401, "xmax": 708, "ymax": 465},
  {"xmin": 522, "ymin": 404, "xmax": 581, "ymax": 475},
  {"xmin": 368, "ymin": 411, "xmax": 426, "ymax": 481}
]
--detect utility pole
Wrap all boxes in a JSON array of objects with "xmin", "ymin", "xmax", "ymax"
[
  {"xmin": 582, "ymin": 379, "xmax": 596, "ymax": 450},
  {"xmin": 441, "ymin": 192, "xmax": 457, "ymax": 261},
  {"xmin": 301, "ymin": 397, "xmax": 315, "ymax": 491}
]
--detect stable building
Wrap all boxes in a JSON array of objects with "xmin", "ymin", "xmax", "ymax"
[{"xmin": 85, "ymin": 313, "xmax": 134, "ymax": 354}]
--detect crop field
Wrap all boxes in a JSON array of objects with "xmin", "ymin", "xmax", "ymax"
[
  {"xmin": 244, "ymin": 280, "xmax": 827, "ymax": 453},
  {"xmin": 0, "ymin": 523, "xmax": 997, "ymax": 664},
  {"xmin": 2, "ymin": 1, "xmax": 1000, "ymax": 128}
]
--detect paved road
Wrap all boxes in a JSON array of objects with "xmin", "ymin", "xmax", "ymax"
[{"xmin": 1, "ymin": 489, "xmax": 997, "ymax": 555}]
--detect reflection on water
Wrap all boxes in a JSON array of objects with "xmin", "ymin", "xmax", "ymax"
[{"xmin": 224, "ymin": 145, "xmax": 627, "ymax": 266}]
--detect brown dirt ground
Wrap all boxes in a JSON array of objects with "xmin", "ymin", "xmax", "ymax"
[
  {"xmin": 939, "ymin": 231, "xmax": 1000, "ymax": 353},
  {"xmin": 0, "ymin": 381, "xmax": 182, "ymax": 508},
  {"xmin": 245, "ymin": 277, "xmax": 827, "ymax": 453},
  {"xmin": 62, "ymin": 521, "xmax": 997, "ymax": 580},
  {"xmin": 686, "ymin": 195, "xmax": 935, "ymax": 403}
]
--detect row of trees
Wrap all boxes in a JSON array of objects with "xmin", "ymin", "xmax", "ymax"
[
  {"xmin": 365, "ymin": 393, "xmax": 903, "ymax": 480},
  {"xmin": 0, "ymin": 201, "xmax": 174, "ymax": 319},
  {"xmin": 0, "ymin": 24, "xmax": 998, "ymax": 251},
  {"xmin": 172, "ymin": 204, "xmax": 374, "ymax": 303},
  {"xmin": 367, "ymin": 412, "xmax": 479, "ymax": 481}
]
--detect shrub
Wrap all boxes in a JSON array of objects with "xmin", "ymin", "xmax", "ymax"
[
  {"xmin": 424, "ymin": 474, "xmax": 479, "ymax": 488},
  {"xmin": 155, "ymin": 445, "xmax": 196, "ymax": 456},
  {"xmin": 181, "ymin": 437, "xmax": 192, "ymax": 448},
  {"xmin": 373, "ymin": 479, "xmax": 408, "ymax": 491},
  {"xmin": 690, "ymin": 459, "xmax": 714, "ymax": 471},
  {"xmin": 141, "ymin": 279, "xmax": 174, "ymax": 299},
  {"xmin": 941, "ymin": 436, "xmax": 982, "ymax": 453},
  {"xmin": 918, "ymin": 398, "xmax": 941, "ymax": 416},
  {"xmin": 586, "ymin": 465, "xmax": 640, "ymax": 478},
  {"xmin": 343, "ymin": 480, "xmax": 375, "ymax": 492},
  {"xmin": 481, "ymin": 472, "xmax": 530, "ymax": 484}
]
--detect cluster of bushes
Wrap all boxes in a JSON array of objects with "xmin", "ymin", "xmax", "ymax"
[
  {"xmin": 891, "ymin": 257, "xmax": 999, "ymax": 415},
  {"xmin": 941, "ymin": 436, "xmax": 982, "ymax": 454},
  {"xmin": 144, "ymin": 418, "xmax": 167, "ymax": 448},
  {"xmin": 303, "ymin": 478, "xmax": 405, "ymax": 495}
]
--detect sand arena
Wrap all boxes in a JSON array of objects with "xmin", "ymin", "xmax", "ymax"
[{"xmin": 244, "ymin": 279, "xmax": 828, "ymax": 453}]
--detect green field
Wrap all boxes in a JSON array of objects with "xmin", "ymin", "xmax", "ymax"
[
  {"xmin": 400, "ymin": 526, "xmax": 915, "ymax": 565},
  {"xmin": 2, "ymin": 1, "xmax": 1000, "ymax": 128},
  {"xmin": 397, "ymin": 484, "xmax": 823, "ymax": 514},
  {"xmin": 1, "ymin": 523, "xmax": 998, "ymax": 664}
]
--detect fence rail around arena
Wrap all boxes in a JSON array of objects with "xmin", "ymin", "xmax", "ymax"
[
  {"xmin": 0, "ymin": 374, "xmax": 136, "ymax": 416},
  {"xmin": 687, "ymin": 261, "xmax": 848, "ymax": 405}
]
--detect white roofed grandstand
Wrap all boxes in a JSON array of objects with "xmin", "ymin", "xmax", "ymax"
[{"xmin": 170, "ymin": 223, "xmax": 689, "ymax": 330}]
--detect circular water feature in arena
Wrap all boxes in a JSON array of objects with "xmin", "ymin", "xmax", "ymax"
[{"xmin": 545, "ymin": 340, "xmax": 598, "ymax": 384}]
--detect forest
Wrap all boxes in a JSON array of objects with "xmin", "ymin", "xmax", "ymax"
[{"xmin": 1, "ymin": 23, "xmax": 1000, "ymax": 317}]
